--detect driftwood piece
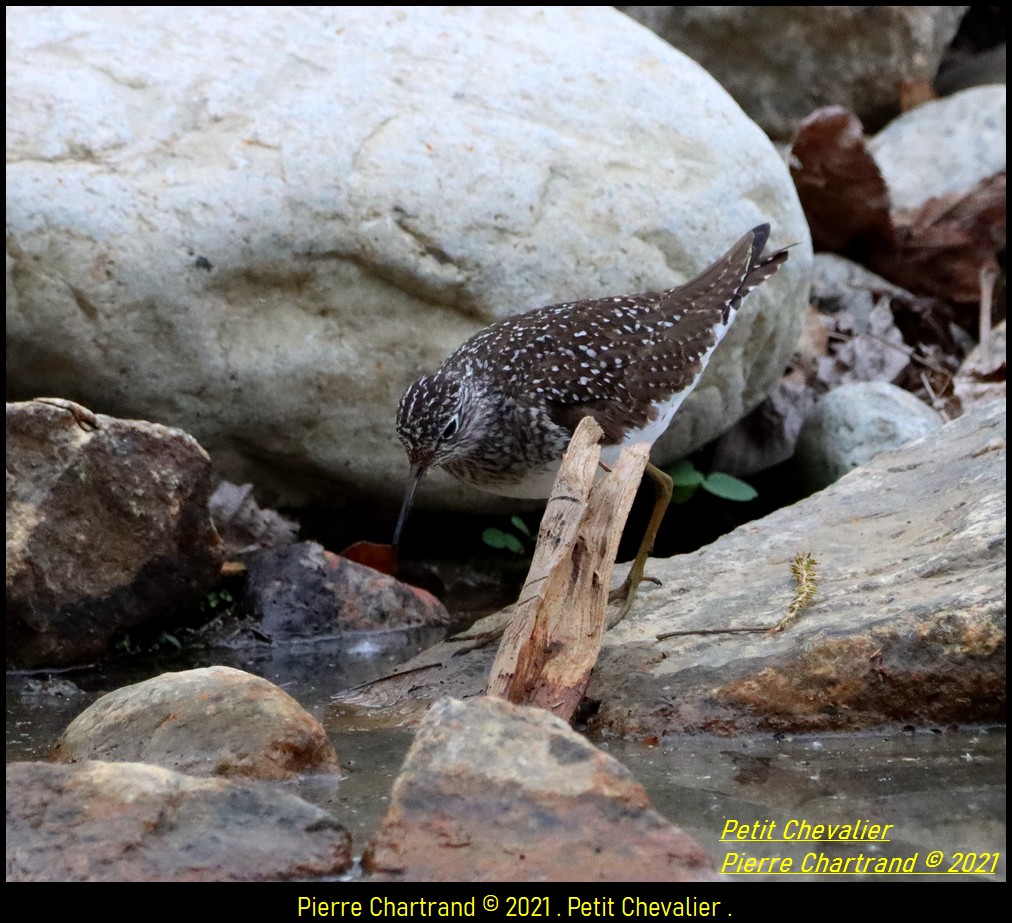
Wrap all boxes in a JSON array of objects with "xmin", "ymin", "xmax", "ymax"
[{"xmin": 487, "ymin": 416, "xmax": 649, "ymax": 721}]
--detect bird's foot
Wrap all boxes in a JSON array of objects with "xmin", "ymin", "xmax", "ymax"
[{"xmin": 607, "ymin": 572, "xmax": 662, "ymax": 628}]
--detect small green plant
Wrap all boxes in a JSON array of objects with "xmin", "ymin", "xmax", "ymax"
[
  {"xmin": 158, "ymin": 630, "xmax": 183, "ymax": 650},
  {"xmin": 198, "ymin": 586, "xmax": 237, "ymax": 623},
  {"xmin": 114, "ymin": 633, "xmax": 140, "ymax": 655},
  {"xmin": 482, "ymin": 515, "xmax": 535, "ymax": 555},
  {"xmin": 204, "ymin": 588, "xmax": 234, "ymax": 610},
  {"xmin": 665, "ymin": 459, "xmax": 758, "ymax": 505}
]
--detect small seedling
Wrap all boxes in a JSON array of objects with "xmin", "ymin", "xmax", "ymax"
[
  {"xmin": 114, "ymin": 633, "xmax": 140, "ymax": 655},
  {"xmin": 159, "ymin": 631, "xmax": 183, "ymax": 650},
  {"xmin": 665, "ymin": 459, "xmax": 758, "ymax": 504},
  {"xmin": 204, "ymin": 588, "xmax": 234, "ymax": 610},
  {"xmin": 482, "ymin": 515, "xmax": 534, "ymax": 555}
]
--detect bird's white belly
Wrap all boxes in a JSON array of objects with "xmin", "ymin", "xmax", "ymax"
[
  {"xmin": 475, "ymin": 461, "xmax": 565, "ymax": 499},
  {"xmin": 480, "ymin": 392, "xmax": 695, "ymax": 499},
  {"xmin": 617, "ymin": 388, "xmax": 694, "ymax": 452}
]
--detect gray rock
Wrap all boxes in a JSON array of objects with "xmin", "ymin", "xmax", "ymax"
[
  {"xmin": 6, "ymin": 6, "xmax": 811, "ymax": 512},
  {"xmin": 6, "ymin": 399, "xmax": 223, "ymax": 667},
  {"xmin": 795, "ymin": 382, "xmax": 944, "ymax": 490},
  {"xmin": 242, "ymin": 541, "xmax": 450, "ymax": 637},
  {"xmin": 597, "ymin": 402, "xmax": 1006, "ymax": 735},
  {"xmin": 707, "ymin": 254, "xmax": 918, "ymax": 477},
  {"xmin": 210, "ymin": 480, "xmax": 299, "ymax": 556},
  {"xmin": 869, "ymin": 85, "xmax": 1006, "ymax": 211},
  {"xmin": 340, "ymin": 402, "xmax": 1005, "ymax": 735},
  {"xmin": 935, "ymin": 44, "xmax": 1006, "ymax": 96},
  {"xmin": 51, "ymin": 666, "xmax": 341, "ymax": 780},
  {"xmin": 6, "ymin": 760, "xmax": 351, "ymax": 881},
  {"xmin": 363, "ymin": 696, "xmax": 717, "ymax": 881},
  {"xmin": 621, "ymin": 6, "xmax": 968, "ymax": 139}
]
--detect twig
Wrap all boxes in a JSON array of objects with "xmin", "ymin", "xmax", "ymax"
[
  {"xmin": 656, "ymin": 626, "xmax": 768, "ymax": 639},
  {"xmin": 656, "ymin": 552, "xmax": 820, "ymax": 641},
  {"xmin": 332, "ymin": 660, "xmax": 445, "ymax": 696},
  {"xmin": 826, "ymin": 329, "xmax": 950, "ymax": 377},
  {"xmin": 979, "ymin": 265, "xmax": 996, "ymax": 365}
]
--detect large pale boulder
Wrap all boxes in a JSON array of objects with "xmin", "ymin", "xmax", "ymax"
[{"xmin": 6, "ymin": 6, "xmax": 810, "ymax": 512}]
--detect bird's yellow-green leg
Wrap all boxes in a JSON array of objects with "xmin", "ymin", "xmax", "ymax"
[{"xmin": 610, "ymin": 461, "xmax": 673, "ymax": 625}]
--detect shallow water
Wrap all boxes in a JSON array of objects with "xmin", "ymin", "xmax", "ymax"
[{"xmin": 6, "ymin": 632, "xmax": 1006, "ymax": 882}]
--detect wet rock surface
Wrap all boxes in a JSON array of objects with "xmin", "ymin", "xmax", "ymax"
[
  {"xmin": 6, "ymin": 400, "xmax": 223, "ymax": 668},
  {"xmin": 342, "ymin": 401, "xmax": 1005, "ymax": 736},
  {"xmin": 51, "ymin": 666, "xmax": 340, "ymax": 780},
  {"xmin": 6, "ymin": 760, "xmax": 352, "ymax": 881},
  {"xmin": 363, "ymin": 696, "xmax": 717, "ymax": 882}
]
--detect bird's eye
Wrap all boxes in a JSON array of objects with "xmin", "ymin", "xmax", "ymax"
[{"xmin": 442, "ymin": 416, "xmax": 460, "ymax": 440}]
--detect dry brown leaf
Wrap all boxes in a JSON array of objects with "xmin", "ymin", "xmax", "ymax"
[
  {"xmin": 868, "ymin": 173, "xmax": 1006, "ymax": 305},
  {"xmin": 790, "ymin": 106, "xmax": 893, "ymax": 253},
  {"xmin": 209, "ymin": 480, "xmax": 299, "ymax": 556},
  {"xmin": 340, "ymin": 540, "xmax": 398, "ymax": 576}
]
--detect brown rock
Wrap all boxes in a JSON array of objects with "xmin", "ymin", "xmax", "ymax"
[
  {"xmin": 6, "ymin": 760, "xmax": 351, "ymax": 881},
  {"xmin": 6, "ymin": 399, "xmax": 223, "ymax": 667},
  {"xmin": 362, "ymin": 696, "xmax": 717, "ymax": 881},
  {"xmin": 51, "ymin": 666, "xmax": 340, "ymax": 780}
]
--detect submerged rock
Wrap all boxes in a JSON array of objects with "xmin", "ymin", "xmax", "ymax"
[
  {"xmin": 363, "ymin": 696, "xmax": 717, "ymax": 881},
  {"xmin": 51, "ymin": 666, "xmax": 340, "ymax": 780},
  {"xmin": 6, "ymin": 760, "xmax": 351, "ymax": 881}
]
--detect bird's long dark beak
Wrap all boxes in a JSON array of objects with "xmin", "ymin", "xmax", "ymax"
[{"xmin": 392, "ymin": 464, "xmax": 426, "ymax": 549}]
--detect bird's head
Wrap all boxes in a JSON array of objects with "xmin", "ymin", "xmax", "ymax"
[
  {"xmin": 392, "ymin": 370, "xmax": 488, "ymax": 546},
  {"xmin": 396, "ymin": 371, "xmax": 477, "ymax": 471}
]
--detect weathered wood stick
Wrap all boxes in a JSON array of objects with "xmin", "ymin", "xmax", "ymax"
[{"xmin": 487, "ymin": 416, "xmax": 649, "ymax": 723}]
